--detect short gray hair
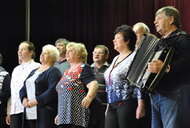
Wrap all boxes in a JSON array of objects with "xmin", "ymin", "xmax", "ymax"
[
  {"xmin": 55, "ymin": 38, "xmax": 69, "ymax": 46},
  {"xmin": 156, "ymin": 6, "xmax": 180, "ymax": 28},
  {"xmin": 133, "ymin": 22, "xmax": 150, "ymax": 33}
]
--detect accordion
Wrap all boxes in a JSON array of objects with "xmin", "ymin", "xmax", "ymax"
[{"xmin": 126, "ymin": 34, "xmax": 175, "ymax": 93}]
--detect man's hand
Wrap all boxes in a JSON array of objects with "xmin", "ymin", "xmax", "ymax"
[{"xmin": 148, "ymin": 60, "xmax": 163, "ymax": 73}]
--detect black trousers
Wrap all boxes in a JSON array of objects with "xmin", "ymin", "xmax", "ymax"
[
  {"xmin": 10, "ymin": 113, "xmax": 23, "ymax": 128},
  {"xmin": 24, "ymin": 120, "xmax": 37, "ymax": 128},
  {"xmin": 105, "ymin": 100, "xmax": 138, "ymax": 128},
  {"xmin": 0, "ymin": 116, "xmax": 9, "ymax": 128}
]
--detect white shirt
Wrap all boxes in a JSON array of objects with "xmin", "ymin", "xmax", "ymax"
[
  {"xmin": 10, "ymin": 60, "xmax": 41, "ymax": 115},
  {"xmin": 25, "ymin": 70, "xmax": 42, "ymax": 119}
]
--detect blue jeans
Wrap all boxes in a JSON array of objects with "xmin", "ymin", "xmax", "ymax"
[{"xmin": 149, "ymin": 89, "xmax": 181, "ymax": 128}]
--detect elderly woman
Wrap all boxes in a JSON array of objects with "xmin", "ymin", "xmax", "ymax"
[
  {"xmin": 55, "ymin": 42, "xmax": 99, "ymax": 128},
  {"xmin": 104, "ymin": 25, "xmax": 145, "ymax": 128},
  {"xmin": 19, "ymin": 44, "xmax": 62, "ymax": 128}
]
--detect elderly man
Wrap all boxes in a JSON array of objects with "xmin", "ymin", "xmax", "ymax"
[
  {"xmin": 148, "ymin": 6, "xmax": 190, "ymax": 128},
  {"xmin": 54, "ymin": 38, "xmax": 70, "ymax": 75},
  {"xmin": 133, "ymin": 22, "xmax": 150, "ymax": 49}
]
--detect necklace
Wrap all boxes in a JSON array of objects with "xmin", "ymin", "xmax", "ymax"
[
  {"xmin": 114, "ymin": 51, "xmax": 132, "ymax": 67},
  {"xmin": 108, "ymin": 51, "xmax": 132, "ymax": 86}
]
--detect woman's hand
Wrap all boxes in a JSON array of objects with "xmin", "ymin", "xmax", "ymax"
[
  {"xmin": 22, "ymin": 98, "xmax": 30, "ymax": 108},
  {"xmin": 54, "ymin": 115, "xmax": 58, "ymax": 125},
  {"xmin": 28, "ymin": 99, "xmax": 38, "ymax": 107},
  {"xmin": 81, "ymin": 96, "xmax": 93, "ymax": 108},
  {"xmin": 136, "ymin": 99, "xmax": 146, "ymax": 119},
  {"xmin": 6, "ymin": 114, "xmax": 10, "ymax": 125},
  {"xmin": 82, "ymin": 80, "xmax": 99, "ymax": 108}
]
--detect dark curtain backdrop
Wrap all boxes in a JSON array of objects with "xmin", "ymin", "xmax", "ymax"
[
  {"xmin": 1, "ymin": 0, "xmax": 190, "ymax": 74},
  {"xmin": 0, "ymin": 0, "xmax": 25, "ymax": 73}
]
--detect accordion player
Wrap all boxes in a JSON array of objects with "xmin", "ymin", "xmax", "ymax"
[{"xmin": 126, "ymin": 33, "xmax": 175, "ymax": 93}]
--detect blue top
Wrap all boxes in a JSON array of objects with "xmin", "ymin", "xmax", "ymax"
[
  {"xmin": 56, "ymin": 64, "xmax": 96, "ymax": 127},
  {"xmin": 104, "ymin": 52, "xmax": 143, "ymax": 104}
]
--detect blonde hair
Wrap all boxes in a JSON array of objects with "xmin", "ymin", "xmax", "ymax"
[
  {"xmin": 66, "ymin": 42, "xmax": 88, "ymax": 63},
  {"xmin": 42, "ymin": 44, "xmax": 60, "ymax": 63}
]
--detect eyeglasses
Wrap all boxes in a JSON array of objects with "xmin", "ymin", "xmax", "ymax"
[{"xmin": 92, "ymin": 51, "xmax": 105, "ymax": 55}]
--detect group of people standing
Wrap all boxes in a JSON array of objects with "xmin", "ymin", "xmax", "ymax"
[{"xmin": 0, "ymin": 6, "xmax": 190, "ymax": 128}]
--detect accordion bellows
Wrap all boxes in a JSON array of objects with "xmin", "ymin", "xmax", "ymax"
[{"xmin": 126, "ymin": 33, "xmax": 174, "ymax": 92}]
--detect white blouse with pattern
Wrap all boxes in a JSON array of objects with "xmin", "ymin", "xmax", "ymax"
[{"xmin": 10, "ymin": 60, "xmax": 41, "ymax": 115}]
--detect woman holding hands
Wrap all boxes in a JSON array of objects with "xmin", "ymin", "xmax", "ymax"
[{"xmin": 20, "ymin": 44, "xmax": 62, "ymax": 128}]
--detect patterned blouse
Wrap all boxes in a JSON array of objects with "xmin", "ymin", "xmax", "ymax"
[
  {"xmin": 56, "ymin": 64, "xmax": 96, "ymax": 128},
  {"xmin": 104, "ymin": 52, "xmax": 143, "ymax": 104},
  {"xmin": 10, "ymin": 60, "xmax": 41, "ymax": 115}
]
